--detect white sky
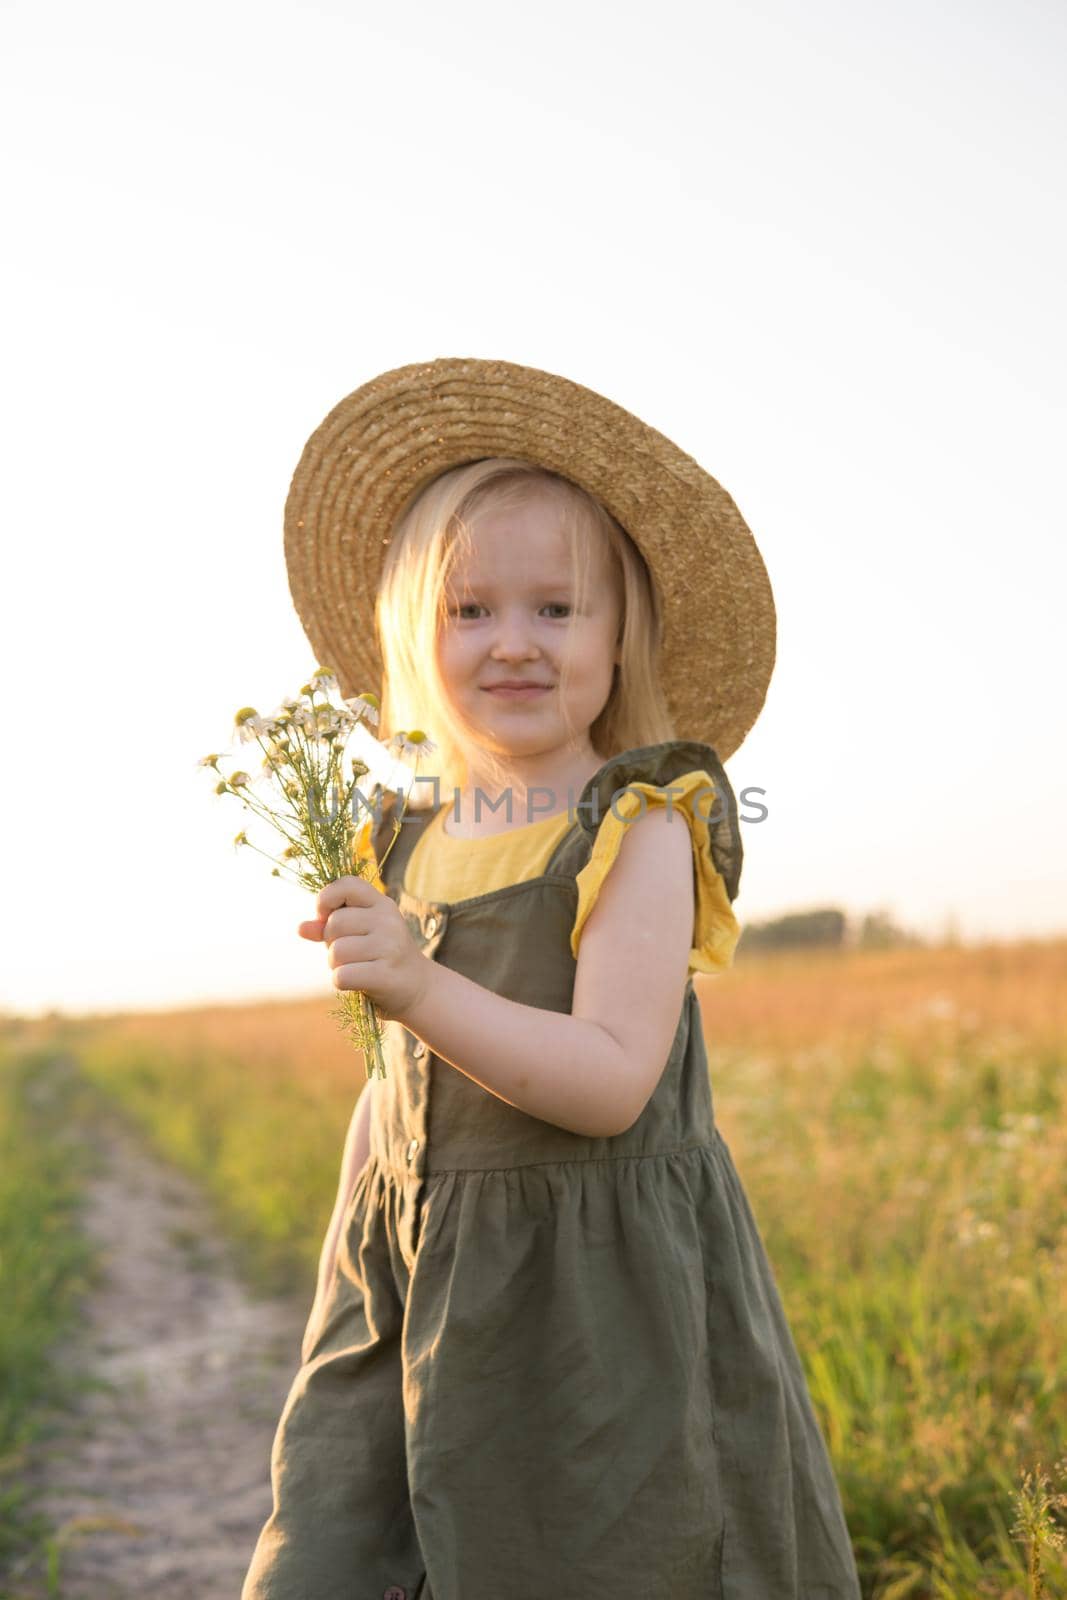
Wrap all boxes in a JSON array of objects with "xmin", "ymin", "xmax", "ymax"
[{"xmin": 3, "ymin": 0, "xmax": 1064, "ymax": 1016}]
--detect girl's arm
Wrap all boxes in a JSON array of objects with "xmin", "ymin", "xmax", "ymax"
[{"xmin": 399, "ymin": 806, "xmax": 695, "ymax": 1138}]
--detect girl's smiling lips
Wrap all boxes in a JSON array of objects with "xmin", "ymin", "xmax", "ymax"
[{"xmin": 482, "ymin": 680, "xmax": 553, "ymax": 697}]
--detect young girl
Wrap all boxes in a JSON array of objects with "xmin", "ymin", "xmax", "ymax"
[{"xmin": 241, "ymin": 358, "xmax": 862, "ymax": 1600}]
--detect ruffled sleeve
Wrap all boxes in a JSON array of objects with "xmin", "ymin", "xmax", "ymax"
[{"xmin": 568, "ymin": 745, "xmax": 744, "ymax": 976}]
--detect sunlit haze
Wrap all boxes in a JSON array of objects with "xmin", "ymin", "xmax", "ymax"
[{"xmin": 3, "ymin": 0, "xmax": 1064, "ymax": 1015}]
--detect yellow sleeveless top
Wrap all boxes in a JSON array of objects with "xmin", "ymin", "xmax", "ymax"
[{"xmin": 362, "ymin": 769, "xmax": 740, "ymax": 976}]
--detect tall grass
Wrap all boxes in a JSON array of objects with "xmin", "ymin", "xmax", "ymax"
[
  {"xmin": 698, "ymin": 938, "xmax": 1067, "ymax": 1595},
  {"xmin": 0, "ymin": 1040, "xmax": 103, "ymax": 1593}
]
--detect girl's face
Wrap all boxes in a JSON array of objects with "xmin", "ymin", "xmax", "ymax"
[{"xmin": 437, "ymin": 494, "xmax": 621, "ymax": 767}]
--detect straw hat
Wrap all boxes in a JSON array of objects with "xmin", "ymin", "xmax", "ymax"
[{"xmin": 284, "ymin": 356, "xmax": 775, "ymax": 762}]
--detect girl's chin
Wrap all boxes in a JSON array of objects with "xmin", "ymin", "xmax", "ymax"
[
  {"xmin": 475, "ymin": 702, "xmax": 553, "ymax": 728},
  {"xmin": 475, "ymin": 725, "xmax": 563, "ymax": 757}
]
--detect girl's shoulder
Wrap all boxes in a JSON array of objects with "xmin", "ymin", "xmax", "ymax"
[{"xmin": 571, "ymin": 739, "xmax": 743, "ymax": 904}]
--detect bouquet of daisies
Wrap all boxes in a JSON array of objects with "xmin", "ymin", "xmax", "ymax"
[{"xmin": 200, "ymin": 666, "xmax": 435, "ymax": 1079}]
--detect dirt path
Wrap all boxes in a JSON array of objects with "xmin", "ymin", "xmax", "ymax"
[{"xmin": 16, "ymin": 1080, "xmax": 308, "ymax": 1599}]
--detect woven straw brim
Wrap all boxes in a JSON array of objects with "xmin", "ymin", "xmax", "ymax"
[{"xmin": 284, "ymin": 356, "xmax": 776, "ymax": 762}]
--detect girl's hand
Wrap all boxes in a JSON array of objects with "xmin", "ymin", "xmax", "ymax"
[{"xmin": 298, "ymin": 876, "xmax": 430, "ymax": 1022}]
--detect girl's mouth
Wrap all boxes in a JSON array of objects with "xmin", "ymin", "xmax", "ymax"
[{"xmin": 483, "ymin": 685, "xmax": 552, "ymax": 699}]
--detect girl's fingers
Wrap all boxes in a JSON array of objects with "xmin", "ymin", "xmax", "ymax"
[
  {"xmin": 316, "ymin": 875, "xmax": 379, "ymax": 918},
  {"xmin": 332, "ymin": 958, "xmax": 385, "ymax": 992},
  {"xmin": 326, "ymin": 934, "xmax": 371, "ymax": 969},
  {"xmin": 300, "ymin": 907, "xmax": 374, "ymax": 942},
  {"xmin": 323, "ymin": 906, "xmax": 374, "ymax": 943}
]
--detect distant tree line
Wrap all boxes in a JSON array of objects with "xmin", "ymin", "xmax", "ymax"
[{"xmin": 736, "ymin": 906, "xmax": 927, "ymax": 955}]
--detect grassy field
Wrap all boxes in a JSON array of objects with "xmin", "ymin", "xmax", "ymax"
[
  {"xmin": 4, "ymin": 936, "xmax": 1066, "ymax": 1597},
  {"xmin": 0, "ymin": 1042, "xmax": 110, "ymax": 1594}
]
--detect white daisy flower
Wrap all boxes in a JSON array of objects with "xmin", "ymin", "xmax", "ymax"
[
  {"xmin": 309, "ymin": 667, "xmax": 339, "ymax": 695},
  {"xmin": 345, "ymin": 691, "xmax": 381, "ymax": 728},
  {"xmin": 237, "ymin": 714, "xmax": 272, "ymax": 744},
  {"xmin": 330, "ymin": 706, "xmax": 359, "ymax": 736},
  {"xmin": 387, "ymin": 730, "xmax": 438, "ymax": 760},
  {"xmin": 311, "ymin": 706, "xmax": 344, "ymax": 740}
]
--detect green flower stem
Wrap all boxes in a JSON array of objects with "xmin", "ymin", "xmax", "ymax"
[
  {"xmin": 235, "ymin": 835, "xmax": 305, "ymax": 881},
  {"xmin": 331, "ymin": 989, "xmax": 387, "ymax": 1079},
  {"xmin": 249, "ymin": 727, "xmax": 313, "ymax": 834}
]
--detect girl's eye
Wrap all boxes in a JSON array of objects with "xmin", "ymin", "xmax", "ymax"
[{"xmin": 451, "ymin": 602, "xmax": 572, "ymax": 620}]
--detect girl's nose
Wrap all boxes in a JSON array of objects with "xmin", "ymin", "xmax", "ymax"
[{"xmin": 489, "ymin": 612, "xmax": 541, "ymax": 660}]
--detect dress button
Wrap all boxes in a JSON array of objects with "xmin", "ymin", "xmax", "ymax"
[
  {"xmin": 425, "ymin": 914, "xmax": 438, "ymax": 937},
  {"xmin": 406, "ymin": 1138, "xmax": 419, "ymax": 1165},
  {"xmin": 412, "ymin": 1039, "xmax": 426, "ymax": 1059}
]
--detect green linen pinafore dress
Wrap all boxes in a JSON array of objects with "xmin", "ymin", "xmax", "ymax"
[{"xmin": 241, "ymin": 740, "xmax": 862, "ymax": 1600}]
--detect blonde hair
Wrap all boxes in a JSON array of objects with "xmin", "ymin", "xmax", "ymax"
[{"xmin": 375, "ymin": 458, "xmax": 674, "ymax": 804}]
